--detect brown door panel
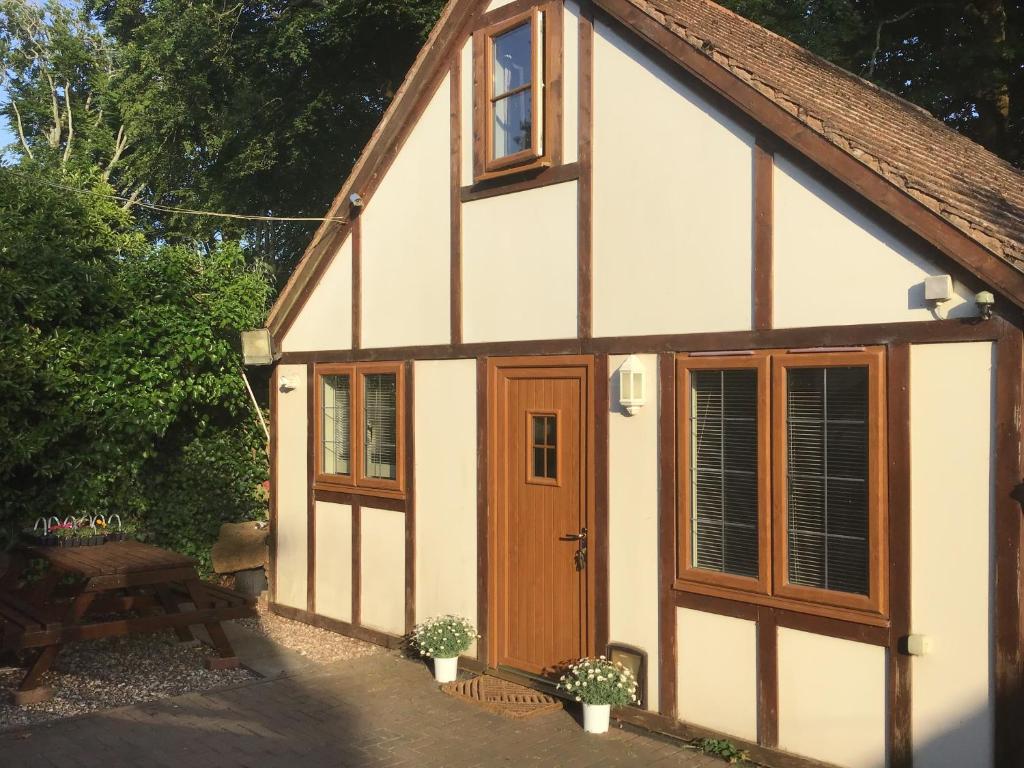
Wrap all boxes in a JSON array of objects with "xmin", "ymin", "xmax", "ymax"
[{"xmin": 490, "ymin": 359, "xmax": 594, "ymax": 677}]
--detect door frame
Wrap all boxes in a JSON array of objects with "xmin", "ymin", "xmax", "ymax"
[{"xmin": 485, "ymin": 354, "xmax": 598, "ymax": 672}]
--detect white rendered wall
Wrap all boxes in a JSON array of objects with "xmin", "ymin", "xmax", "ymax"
[
  {"xmin": 360, "ymin": 75, "xmax": 451, "ymax": 349},
  {"xmin": 280, "ymin": 235, "xmax": 352, "ymax": 352},
  {"xmin": 777, "ymin": 629, "xmax": 887, "ymax": 768},
  {"xmin": 274, "ymin": 364, "xmax": 307, "ymax": 610},
  {"xmin": 608, "ymin": 354, "xmax": 659, "ymax": 710},
  {"xmin": 592, "ymin": 20, "xmax": 754, "ymax": 338},
  {"xmin": 314, "ymin": 502, "xmax": 353, "ymax": 623},
  {"xmin": 462, "ymin": 181, "xmax": 578, "ymax": 343},
  {"xmin": 910, "ymin": 342, "xmax": 994, "ymax": 767},
  {"xmin": 773, "ymin": 155, "xmax": 973, "ymax": 328},
  {"xmin": 676, "ymin": 608, "xmax": 757, "ymax": 741},
  {"xmin": 414, "ymin": 360, "xmax": 477, "ymax": 655},
  {"xmin": 360, "ymin": 506, "xmax": 407, "ymax": 635}
]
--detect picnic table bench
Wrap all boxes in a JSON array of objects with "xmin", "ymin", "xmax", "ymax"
[{"xmin": 0, "ymin": 540, "xmax": 255, "ymax": 705}]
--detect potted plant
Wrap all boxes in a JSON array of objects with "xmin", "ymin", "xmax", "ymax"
[
  {"xmin": 557, "ymin": 656, "xmax": 638, "ymax": 734},
  {"xmin": 411, "ymin": 615, "xmax": 477, "ymax": 683},
  {"xmin": 50, "ymin": 522, "xmax": 76, "ymax": 546}
]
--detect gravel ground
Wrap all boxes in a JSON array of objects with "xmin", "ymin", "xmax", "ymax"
[
  {"xmin": 0, "ymin": 632, "xmax": 256, "ymax": 732},
  {"xmin": 236, "ymin": 600, "xmax": 384, "ymax": 664}
]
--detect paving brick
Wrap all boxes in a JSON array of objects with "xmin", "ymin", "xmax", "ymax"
[{"xmin": 1, "ymin": 652, "xmax": 740, "ymax": 767}]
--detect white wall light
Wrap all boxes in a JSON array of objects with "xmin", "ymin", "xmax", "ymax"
[
  {"xmin": 279, "ymin": 376, "xmax": 297, "ymax": 393},
  {"xmin": 618, "ymin": 355, "xmax": 646, "ymax": 416}
]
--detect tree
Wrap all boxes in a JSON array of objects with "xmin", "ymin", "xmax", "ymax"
[
  {"xmin": 720, "ymin": 0, "xmax": 1022, "ymax": 166},
  {"xmin": 84, "ymin": 0, "xmax": 446, "ymax": 276}
]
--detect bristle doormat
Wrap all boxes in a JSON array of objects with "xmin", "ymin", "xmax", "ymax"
[{"xmin": 440, "ymin": 675, "xmax": 563, "ymax": 719}]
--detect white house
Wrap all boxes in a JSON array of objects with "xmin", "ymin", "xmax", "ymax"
[{"xmin": 261, "ymin": 1, "xmax": 1024, "ymax": 766}]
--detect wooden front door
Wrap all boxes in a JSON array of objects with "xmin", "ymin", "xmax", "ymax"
[{"xmin": 489, "ymin": 357, "xmax": 594, "ymax": 677}]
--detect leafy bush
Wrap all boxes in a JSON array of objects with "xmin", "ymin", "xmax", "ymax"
[
  {"xmin": 411, "ymin": 616, "xmax": 477, "ymax": 659},
  {"xmin": 0, "ymin": 165, "xmax": 272, "ymax": 570},
  {"xmin": 557, "ymin": 657, "xmax": 638, "ymax": 706}
]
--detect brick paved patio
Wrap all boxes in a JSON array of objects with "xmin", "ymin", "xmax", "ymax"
[{"xmin": 0, "ymin": 652, "xmax": 728, "ymax": 768}]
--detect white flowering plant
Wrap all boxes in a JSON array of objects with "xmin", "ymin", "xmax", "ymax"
[
  {"xmin": 557, "ymin": 656, "xmax": 638, "ymax": 706},
  {"xmin": 411, "ymin": 615, "xmax": 477, "ymax": 659}
]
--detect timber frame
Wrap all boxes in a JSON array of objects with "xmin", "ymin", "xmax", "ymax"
[{"xmin": 265, "ymin": 1, "xmax": 1024, "ymax": 766}]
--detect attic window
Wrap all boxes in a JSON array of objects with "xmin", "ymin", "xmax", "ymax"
[{"xmin": 473, "ymin": 3, "xmax": 562, "ymax": 182}]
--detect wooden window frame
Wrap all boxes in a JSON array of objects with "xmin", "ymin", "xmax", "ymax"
[
  {"xmin": 526, "ymin": 409, "xmax": 562, "ymax": 486},
  {"xmin": 676, "ymin": 354, "xmax": 772, "ymax": 597},
  {"xmin": 673, "ymin": 348, "xmax": 889, "ymax": 626},
  {"xmin": 472, "ymin": 2, "xmax": 563, "ymax": 182},
  {"xmin": 314, "ymin": 361, "xmax": 406, "ymax": 499},
  {"xmin": 772, "ymin": 349, "xmax": 888, "ymax": 618}
]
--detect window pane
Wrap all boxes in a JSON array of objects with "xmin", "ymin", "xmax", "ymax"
[
  {"xmin": 364, "ymin": 373, "xmax": 397, "ymax": 481},
  {"xmin": 493, "ymin": 90, "xmax": 532, "ymax": 160},
  {"xmin": 530, "ymin": 415, "xmax": 557, "ymax": 479},
  {"xmin": 786, "ymin": 366, "xmax": 869, "ymax": 595},
  {"xmin": 689, "ymin": 369, "xmax": 759, "ymax": 579},
  {"xmin": 322, "ymin": 375, "xmax": 350, "ymax": 476},
  {"xmin": 492, "ymin": 22, "xmax": 531, "ymax": 96}
]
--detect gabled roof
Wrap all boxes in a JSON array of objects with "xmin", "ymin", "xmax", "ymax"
[{"xmin": 268, "ymin": 0, "xmax": 1024, "ymax": 336}]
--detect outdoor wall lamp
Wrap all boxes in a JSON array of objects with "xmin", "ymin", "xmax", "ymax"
[
  {"xmin": 240, "ymin": 328, "xmax": 278, "ymax": 366},
  {"xmin": 279, "ymin": 377, "xmax": 297, "ymax": 393},
  {"xmin": 975, "ymin": 290, "xmax": 995, "ymax": 320},
  {"xmin": 618, "ymin": 355, "xmax": 646, "ymax": 416}
]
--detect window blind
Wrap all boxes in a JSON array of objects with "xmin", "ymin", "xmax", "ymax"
[
  {"xmin": 786, "ymin": 366, "xmax": 869, "ymax": 595},
  {"xmin": 690, "ymin": 369, "xmax": 759, "ymax": 579},
  {"xmin": 322, "ymin": 375, "xmax": 351, "ymax": 475},
  {"xmin": 364, "ymin": 373, "xmax": 398, "ymax": 481}
]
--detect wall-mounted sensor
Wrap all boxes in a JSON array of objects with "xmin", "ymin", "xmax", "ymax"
[
  {"xmin": 975, "ymin": 290, "xmax": 995, "ymax": 320},
  {"xmin": 905, "ymin": 634, "xmax": 933, "ymax": 656},
  {"xmin": 349, "ymin": 192, "xmax": 364, "ymax": 208},
  {"xmin": 924, "ymin": 275, "xmax": 954, "ymax": 320}
]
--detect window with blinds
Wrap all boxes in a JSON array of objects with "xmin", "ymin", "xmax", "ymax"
[
  {"xmin": 689, "ymin": 369, "xmax": 759, "ymax": 579},
  {"xmin": 364, "ymin": 373, "xmax": 398, "ymax": 481},
  {"xmin": 314, "ymin": 362, "xmax": 405, "ymax": 498},
  {"xmin": 321, "ymin": 374, "xmax": 351, "ymax": 476},
  {"xmin": 785, "ymin": 366, "xmax": 870, "ymax": 596},
  {"xmin": 675, "ymin": 349, "xmax": 886, "ymax": 619}
]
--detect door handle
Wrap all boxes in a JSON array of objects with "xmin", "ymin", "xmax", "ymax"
[{"xmin": 560, "ymin": 527, "xmax": 588, "ymax": 542}]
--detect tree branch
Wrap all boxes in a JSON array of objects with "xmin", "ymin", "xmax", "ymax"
[
  {"xmin": 9, "ymin": 100, "xmax": 34, "ymax": 160},
  {"xmin": 103, "ymin": 124, "xmax": 128, "ymax": 182},
  {"xmin": 866, "ymin": 7, "xmax": 930, "ymax": 78},
  {"xmin": 61, "ymin": 81, "xmax": 73, "ymax": 166}
]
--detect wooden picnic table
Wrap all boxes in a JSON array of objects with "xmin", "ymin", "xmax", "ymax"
[{"xmin": 0, "ymin": 540, "xmax": 255, "ymax": 705}]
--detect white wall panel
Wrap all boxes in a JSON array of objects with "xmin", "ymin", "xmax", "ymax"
[
  {"xmin": 462, "ymin": 181, "xmax": 578, "ymax": 343},
  {"xmin": 676, "ymin": 608, "xmax": 757, "ymax": 741},
  {"xmin": 608, "ymin": 354, "xmax": 659, "ymax": 710},
  {"xmin": 274, "ymin": 364, "xmax": 307, "ymax": 610},
  {"xmin": 314, "ymin": 502, "xmax": 352, "ymax": 623},
  {"xmin": 360, "ymin": 506, "xmax": 407, "ymax": 635},
  {"xmin": 281, "ymin": 236, "xmax": 352, "ymax": 352},
  {"xmin": 360, "ymin": 75, "xmax": 451, "ymax": 349},
  {"xmin": 414, "ymin": 360, "xmax": 477, "ymax": 655},
  {"xmin": 910, "ymin": 342, "xmax": 994, "ymax": 767},
  {"xmin": 774, "ymin": 155, "xmax": 973, "ymax": 328},
  {"xmin": 592, "ymin": 20, "xmax": 754, "ymax": 338},
  {"xmin": 777, "ymin": 629, "xmax": 887, "ymax": 768}
]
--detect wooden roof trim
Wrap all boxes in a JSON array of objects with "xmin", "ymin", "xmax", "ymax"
[
  {"xmin": 267, "ymin": 0, "xmax": 483, "ymax": 338},
  {"xmin": 594, "ymin": 0, "xmax": 1024, "ymax": 311}
]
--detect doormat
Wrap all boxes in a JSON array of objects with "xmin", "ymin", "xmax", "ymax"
[{"xmin": 441, "ymin": 675, "xmax": 563, "ymax": 719}]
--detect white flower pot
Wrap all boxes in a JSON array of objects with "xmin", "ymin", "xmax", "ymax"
[
  {"xmin": 583, "ymin": 703, "xmax": 611, "ymax": 734},
  {"xmin": 432, "ymin": 656, "xmax": 458, "ymax": 683}
]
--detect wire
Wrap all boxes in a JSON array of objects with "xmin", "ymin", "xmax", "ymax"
[{"xmin": 0, "ymin": 166, "xmax": 348, "ymax": 224}]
